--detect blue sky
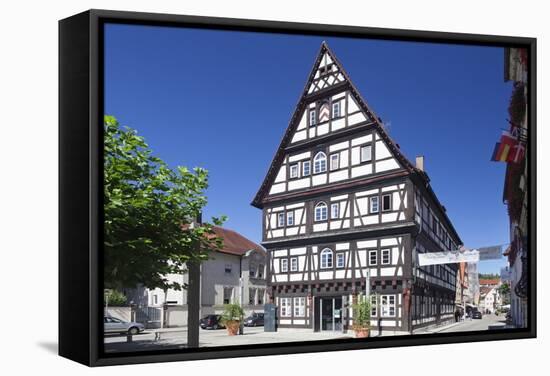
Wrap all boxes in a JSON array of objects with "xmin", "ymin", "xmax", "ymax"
[{"xmin": 104, "ymin": 23, "xmax": 512, "ymax": 274}]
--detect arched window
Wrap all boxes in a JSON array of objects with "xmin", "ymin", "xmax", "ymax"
[
  {"xmin": 314, "ymin": 202, "xmax": 328, "ymax": 222},
  {"xmin": 320, "ymin": 248, "xmax": 333, "ymax": 269},
  {"xmin": 313, "ymin": 152, "xmax": 327, "ymax": 174}
]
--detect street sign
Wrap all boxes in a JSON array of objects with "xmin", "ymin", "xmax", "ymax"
[
  {"xmin": 417, "ymin": 250, "xmax": 479, "ymax": 266},
  {"xmin": 478, "ymin": 245, "xmax": 503, "ymax": 261}
]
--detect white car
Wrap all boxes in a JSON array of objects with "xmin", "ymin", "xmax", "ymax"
[{"xmin": 104, "ymin": 316, "xmax": 145, "ymax": 335}]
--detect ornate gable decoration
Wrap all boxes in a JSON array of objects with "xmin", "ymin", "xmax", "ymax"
[
  {"xmin": 307, "ymin": 51, "xmax": 346, "ymax": 94},
  {"xmin": 251, "ymin": 42, "xmax": 417, "ymax": 208}
]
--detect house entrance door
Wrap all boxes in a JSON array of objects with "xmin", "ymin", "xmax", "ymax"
[{"xmin": 320, "ymin": 297, "xmax": 342, "ymax": 331}]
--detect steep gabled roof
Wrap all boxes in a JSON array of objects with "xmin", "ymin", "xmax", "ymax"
[{"xmin": 251, "ymin": 42, "xmax": 417, "ymax": 209}]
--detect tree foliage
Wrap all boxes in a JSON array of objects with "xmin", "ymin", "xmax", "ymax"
[
  {"xmin": 103, "ymin": 115, "xmax": 226, "ymax": 291},
  {"xmin": 104, "ymin": 289, "xmax": 127, "ymax": 307},
  {"xmin": 352, "ymin": 293, "xmax": 371, "ymax": 328}
]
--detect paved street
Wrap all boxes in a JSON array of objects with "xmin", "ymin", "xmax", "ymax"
[
  {"xmin": 104, "ymin": 326, "xmax": 356, "ymax": 353},
  {"xmin": 414, "ymin": 313, "xmax": 509, "ymax": 334},
  {"xmin": 104, "ymin": 314, "xmax": 511, "ymax": 353}
]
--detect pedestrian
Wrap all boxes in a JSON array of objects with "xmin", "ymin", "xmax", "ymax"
[{"xmin": 454, "ymin": 310, "xmax": 460, "ymax": 322}]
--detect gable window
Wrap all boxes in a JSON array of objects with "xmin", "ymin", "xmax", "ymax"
[
  {"xmin": 309, "ymin": 109, "xmax": 316, "ymax": 126},
  {"xmin": 320, "ymin": 248, "xmax": 333, "ymax": 269},
  {"xmin": 280, "ymin": 258, "xmax": 288, "ymax": 273},
  {"xmin": 332, "ymin": 101, "xmax": 341, "ymax": 118},
  {"xmin": 331, "ymin": 203, "xmax": 340, "ymax": 219},
  {"xmin": 369, "ymin": 196, "xmax": 379, "ymax": 214},
  {"xmin": 225, "ymin": 264, "xmax": 233, "ymax": 274},
  {"xmin": 277, "ymin": 212, "xmax": 285, "ymax": 227},
  {"xmin": 280, "ymin": 297, "xmax": 291, "ymax": 317},
  {"xmin": 330, "ymin": 153, "xmax": 340, "ymax": 170},
  {"xmin": 369, "ymin": 250, "xmax": 377, "ymax": 265},
  {"xmin": 360, "ymin": 145, "xmax": 372, "ymax": 162},
  {"xmin": 381, "ymin": 295, "xmax": 396, "ymax": 317},
  {"xmin": 313, "ymin": 152, "xmax": 327, "ymax": 173},
  {"xmin": 336, "ymin": 253, "xmax": 345, "ymax": 268},
  {"xmin": 290, "ymin": 163, "xmax": 299, "ymax": 179},
  {"xmin": 287, "ymin": 211, "xmax": 295, "ymax": 226},
  {"xmin": 294, "ymin": 297, "xmax": 306, "ymax": 317},
  {"xmin": 381, "ymin": 249, "xmax": 391, "ymax": 265},
  {"xmin": 314, "ymin": 202, "xmax": 328, "ymax": 221},
  {"xmin": 290, "ymin": 257, "xmax": 298, "ymax": 272},
  {"xmin": 303, "ymin": 160, "xmax": 311, "ymax": 176},
  {"xmin": 382, "ymin": 194, "xmax": 392, "ymax": 212}
]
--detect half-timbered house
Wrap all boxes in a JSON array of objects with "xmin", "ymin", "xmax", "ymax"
[{"xmin": 252, "ymin": 42, "xmax": 463, "ymax": 333}]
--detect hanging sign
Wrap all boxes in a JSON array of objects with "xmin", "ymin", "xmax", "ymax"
[
  {"xmin": 500, "ymin": 266, "xmax": 512, "ymax": 281},
  {"xmin": 417, "ymin": 250, "xmax": 479, "ymax": 266},
  {"xmin": 478, "ymin": 246, "xmax": 503, "ymax": 261}
]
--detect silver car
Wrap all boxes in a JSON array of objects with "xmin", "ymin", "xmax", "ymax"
[{"xmin": 104, "ymin": 316, "xmax": 145, "ymax": 335}]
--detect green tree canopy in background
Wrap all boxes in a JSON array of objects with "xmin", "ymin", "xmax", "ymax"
[{"xmin": 104, "ymin": 115, "xmax": 226, "ymax": 291}]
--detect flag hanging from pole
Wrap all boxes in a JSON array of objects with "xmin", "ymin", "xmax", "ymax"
[{"xmin": 491, "ymin": 130, "xmax": 519, "ymax": 162}]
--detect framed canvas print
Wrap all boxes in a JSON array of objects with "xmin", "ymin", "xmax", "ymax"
[{"xmin": 59, "ymin": 9, "xmax": 536, "ymax": 366}]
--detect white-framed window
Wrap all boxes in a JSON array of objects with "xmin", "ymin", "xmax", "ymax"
[
  {"xmin": 290, "ymin": 257, "xmax": 298, "ymax": 272},
  {"xmin": 258, "ymin": 264, "xmax": 264, "ymax": 278},
  {"xmin": 369, "ymin": 196, "xmax": 379, "ymax": 213},
  {"xmin": 315, "ymin": 202, "xmax": 328, "ymax": 221},
  {"xmin": 336, "ymin": 253, "xmax": 345, "ymax": 268},
  {"xmin": 381, "ymin": 249, "xmax": 391, "ymax": 265},
  {"xmin": 360, "ymin": 145, "xmax": 372, "ymax": 162},
  {"xmin": 223, "ymin": 287, "xmax": 233, "ymax": 304},
  {"xmin": 381, "ymin": 295, "xmax": 396, "ymax": 317},
  {"xmin": 294, "ymin": 297, "xmax": 306, "ymax": 317},
  {"xmin": 280, "ymin": 297, "xmax": 291, "ymax": 317},
  {"xmin": 277, "ymin": 212, "xmax": 285, "ymax": 227},
  {"xmin": 331, "ymin": 202, "xmax": 340, "ymax": 219},
  {"xmin": 153, "ymin": 295, "xmax": 158, "ymax": 305},
  {"xmin": 303, "ymin": 160, "xmax": 311, "ymax": 176},
  {"xmin": 313, "ymin": 152, "xmax": 327, "ymax": 173},
  {"xmin": 332, "ymin": 101, "xmax": 341, "ymax": 118},
  {"xmin": 257, "ymin": 289, "xmax": 264, "ymax": 305},
  {"xmin": 309, "ymin": 110, "xmax": 316, "ymax": 126},
  {"xmin": 369, "ymin": 250, "xmax": 377, "ymax": 265},
  {"xmin": 287, "ymin": 211, "xmax": 295, "ymax": 226},
  {"xmin": 320, "ymin": 248, "xmax": 333, "ymax": 269},
  {"xmin": 382, "ymin": 194, "xmax": 392, "ymax": 212},
  {"xmin": 330, "ymin": 153, "xmax": 340, "ymax": 170},
  {"xmin": 249, "ymin": 288, "xmax": 256, "ymax": 305},
  {"xmin": 371, "ymin": 295, "xmax": 378, "ymax": 317},
  {"xmin": 290, "ymin": 163, "xmax": 299, "ymax": 179},
  {"xmin": 281, "ymin": 258, "xmax": 288, "ymax": 272}
]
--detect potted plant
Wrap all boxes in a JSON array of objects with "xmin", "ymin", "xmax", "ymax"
[
  {"xmin": 351, "ymin": 293, "xmax": 371, "ymax": 338},
  {"xmin": 220, "ymin": 302, "xmax": 244, "ymax": 336}
]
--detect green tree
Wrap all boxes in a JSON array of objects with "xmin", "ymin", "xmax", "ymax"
[
  {"xmin": 103, "ymin": 115, "xmax": 226, "ymax": 291},
  {"xmin": 104, "ymin": 289, "xmax": 127, "ymax": 306}
]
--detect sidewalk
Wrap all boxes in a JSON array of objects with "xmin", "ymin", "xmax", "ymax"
[{"xmin": 413, "ymin": 320, "xmax": 462, "ymax": 334}]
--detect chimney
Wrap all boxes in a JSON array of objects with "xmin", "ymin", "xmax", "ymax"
[{"xmin": 415, "ymin": 156, "xmax": 425, "ymax": 171}]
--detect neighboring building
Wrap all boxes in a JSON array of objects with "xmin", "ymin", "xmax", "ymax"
[
  {"xmin": 479, "ymin": 285, "xmax": 501, "ymax": 313},
  {"xmin": 124, "ymin": 226, "xmax": 267, "ymax": 327},
  {"xmin": 479, "ymin": 278, "xmax": 500, "ymax": 288},
  {"xmin": 455, "ymin": 262, "xmax": 468, "ymax": 315},
  {"xmin": 252, "ymin": 42, "xmax": 462, "ymax": 333},
  {"xmin": 503, "ymin": 47, "xmax": 529, "ymax": 328}
]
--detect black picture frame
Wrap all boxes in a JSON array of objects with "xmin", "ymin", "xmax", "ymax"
[{"xmin": 59, "ymin": 9, "xmax": 537, "ymax": 367}]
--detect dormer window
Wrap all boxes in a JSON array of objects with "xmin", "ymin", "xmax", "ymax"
[{"xmin": 313, "ymin": 152, "xmax": 327, "ymax": 174}]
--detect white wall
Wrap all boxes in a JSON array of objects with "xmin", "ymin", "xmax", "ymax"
[{"xmin": 3, "ymin": 1, "xmax": 547, "ymax": 376}]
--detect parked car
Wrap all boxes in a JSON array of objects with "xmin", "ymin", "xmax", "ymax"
[
  {"xmin": 200, "ymin": 314, "xmax": 225, "ymax": 330},
  {"xmin": 472, "ymin": 310, "xmax": 483, "ymax": 319},
  {"xmin": 244, "ymin": 313, "xmax": 264, "ymax": 327},
  {"xmin": 104, "ymin": 316, "xmax": 145, "ymax": 335}
]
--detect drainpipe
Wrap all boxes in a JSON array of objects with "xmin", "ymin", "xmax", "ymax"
[{"xmin": 239, "ymin": 254, "xmax": 244, "ymax": 335}]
